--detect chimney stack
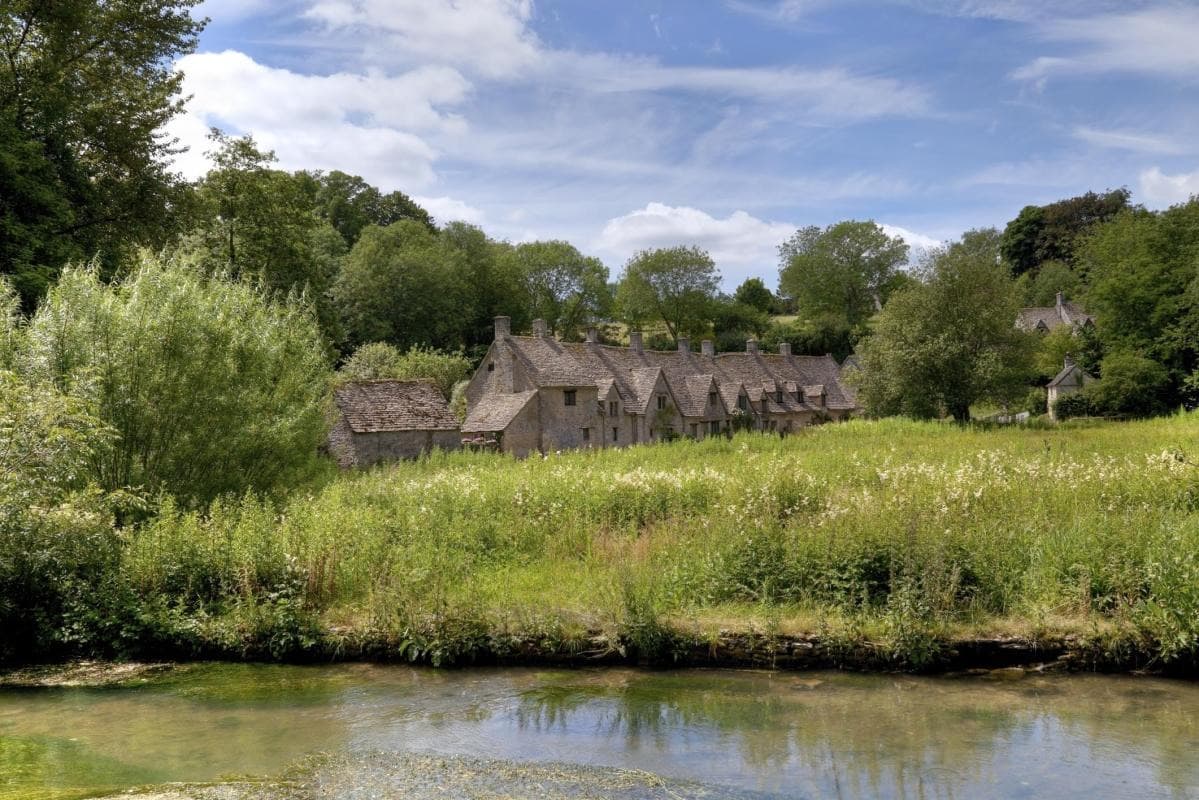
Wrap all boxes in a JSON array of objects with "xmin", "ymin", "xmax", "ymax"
[
  {"xmin": 747, "ymin": 339, "xmax": 759, "ymax": 355},
  {"xmin": 494, "ymin": 316, "xmax": 511, "ymax": 338},
  {"xmin": 678, "ymin": 336, "xmax": 690, "ymax": 355},
  {"xmin": 779, "ymin": 342, "xmax": 792, "ymax": 357},
  {"xmin": 586, "ymin": 327, "xmax": 598, "ymax": 344},
  {"xmin": 629, "ymin": 331, "xmax": 643, "ymax": 352},
  {"xmin": 1056, "ymin": 291, "xmax": 1064, "ymax": 312},
  {"xmin": 532, "ymin": 319, "xmax": 547, "ymax": 338},
  {"xmin": 701, "ymin": 340, "xmax": 714, "ymax": 357},
  {"xmin": 1064, "ymin": 354, "xmax": 1075, "ymax": 369}
]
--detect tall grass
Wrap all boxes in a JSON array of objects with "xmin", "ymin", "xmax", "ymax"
[{"xmin": 122, "ymin": 414, "xmax": 1199, "ymax": 667}]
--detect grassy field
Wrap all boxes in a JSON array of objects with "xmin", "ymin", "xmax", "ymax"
[{"xmin": 121, "ymin": 414, "xmax": 1199, "ymax": 669}]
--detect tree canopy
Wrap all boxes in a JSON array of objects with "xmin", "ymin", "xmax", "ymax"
[
  {"xmin": 616, "ymin": 246, "xmax": 720, "ymax": 343},
  {"xmin": 0, "ymin": 0, "xmax": 205, "ymax": 306},
  {"xmin": 856, "ymin": 230, "xmax": 1035, "ymax": 421},
  {"xmin": 778, "ymin": 221, "xmax": 908, "ymax": 327},
  {"xmin": 503, "ymin": 241, "xmax": 610, "ymax": 339},
  {"xmin": 999, "ymin": 188, "xmax": 1130, "ymax": 276}
]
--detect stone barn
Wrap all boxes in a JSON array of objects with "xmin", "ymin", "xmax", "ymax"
[{"xmin": 328, "ymin": 380, "xmax": 460, "ymax": 467}]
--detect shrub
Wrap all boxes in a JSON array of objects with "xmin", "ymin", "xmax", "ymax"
[
  {"xmin": 337, "ymin": 342, "xmax": 472, "ymax": 399},
  {"xmin": 19, "ymin": 255, "xmax": 331, "ymax": 506},
  {"xmin": 1088, "ymin": 350, "xmax": 1171, "ymax": 418}
]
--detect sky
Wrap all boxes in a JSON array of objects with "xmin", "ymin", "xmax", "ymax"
[{"xmin": 170, "ymin": 0, "xmax": 1199, "ymax": 290}]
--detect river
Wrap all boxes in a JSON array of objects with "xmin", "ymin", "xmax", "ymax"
[{"xmin": 1, "ymin": 664, "xmax": 1196, "ymax": 799}]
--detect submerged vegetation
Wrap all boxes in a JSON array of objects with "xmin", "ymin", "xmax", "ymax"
[{"xmin": 9, "ymin": 413, "xmax": 1199, "ymax": 671}]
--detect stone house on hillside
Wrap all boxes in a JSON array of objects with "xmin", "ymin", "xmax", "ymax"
[
  {"xmin": 328, "ymin": 379, "xmax": 460, "ymax": 467},
  {"xmin": 1047, "ymin": 356, "xmax": 1095, "ymax": 421},
  {"xmin": 462, "ymin": 316, "xmax": 859, "ymax": 456},
  {"xmin": 1017, "ymin": 292, "xmax": 1095, "ymax": 333}
]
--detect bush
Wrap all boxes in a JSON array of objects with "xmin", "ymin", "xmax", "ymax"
[
  {"xmin": 1023, "ymin": 387, "xmax": 1047, "ymax": 416},
  {"xmin": 1053, "ymin": 390, "xmax": 1093, "ymax": 420},
  {"xmin": 337, "ymin": 342, "xmax": 472, "ymax": 399},
  {"xmin": 1088, "ymin": 350, "xmax": 1171, "ymax": 418},
  {"xmin": 19, "ymin": 255, "xmax": 331, "ymax": 506}
]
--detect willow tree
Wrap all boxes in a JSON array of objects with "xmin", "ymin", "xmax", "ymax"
[{"xmin": 20, "ymin": 254, "xmax": 331, "ymax": 504}]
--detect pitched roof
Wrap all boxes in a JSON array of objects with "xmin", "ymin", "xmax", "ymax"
[
  {"xmin": 628, "ymin": 366, "xmax": 665, "ymax": 414},
  {"xmin": 334, "ymin": 380, "xmax": 459, "ymax": 433},
  {"xmin": 1017, "ymin": 297, "xmax": 1095, "ymax": 332},
  {"xmin": 1047, "ymin": 363, "xmax": 1094, "ymax": 388},
  {"xmin": 461, "ymin": 390, "xmax": 537, "ymax": 433},
  {"xmin": 505, "ymin": 336, "xmax": 594, "ymax": 387}
]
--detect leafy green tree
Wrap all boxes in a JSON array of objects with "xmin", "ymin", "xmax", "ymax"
[
  {"xmin": 0, "ymin": 0, "xmax": 205, "ymax": 306},
  {"xmin": 778, "ymin": 221, "xmax": 908, "ymax": 327},
  {"xmin": 1017, "ymin": 260, "xmax": 1083, "ymax": 307},
  {"xmin": 1085, "ymin": 350, "xmax": 1170, "ymax": 418},
  {"xmin": 616, "ymin": 246, "xmax": 720, "ymax": 343},
  {"xmin": 333, "ymin": 219, "xmax": 467, "ymax": 351},
  {"xmin": 299, "ymin": 169, "xmax": 434, "ymax": 247},
  {"xmin": 337, "ymin": 342, "xmax": 472, "ymax": 399},
  {"xmin": 1000, "ymin": 189, "xmax": 1130, "ymax": 276},
  {"xmin": 732, "ymin": 277, "xmax": 775, "ymax": 314},
  {"xmin": 184, "ymin": 132, "xmax": 345, "ymax": 342},
  {"xmin": 442, "ymin": 222, "xmax": 527, "ymax": 351},
  {"xmin": 856, "ymin": 230, "xmax": 1035, "ymax": 422},
  {"xmin": 19, "ymin": 254, "xmax": 330, "ymax": 505},
  {"xmin": 761, "ymin": 314, "xmax": 856, "ymax": 362},
  {"xmin": 504, "ymin": 241, "xmax": 610, "ymax": 338},
  {"xmin": 712, "ymin": 298, "xmax": 770, "ymax": 340},
  {"xmin": 1034, "ymin": 326, "xmax": 1085, "ymax": 381}
]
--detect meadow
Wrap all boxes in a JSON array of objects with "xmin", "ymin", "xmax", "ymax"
[{"xmin": 116, "ymin": 414, "xmax": 1199, "ymax": 670}]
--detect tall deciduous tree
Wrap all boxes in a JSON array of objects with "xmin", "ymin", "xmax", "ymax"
[
  {"xmin": 855, "ymin": 229, "xmax": 1035, "ymax": 422},
  {"xmin": 505, "ymin": 241, "xmax": 610, "ymax": 338},
  {"xmin": 299, "ymin": 169, "xmax": 434, "ymax": 247},
  {"xmin": 19, "ymin": 254, "xmax": 330, "ymax": 505},
  {"xmin": 733, "ymin": 277, "xmax": 775, "ymax": 314},
  {"xmin": 777, "ymin": 221, "xmax": 908, "ymax": 327},
  {"xmin": 616, "ymin": 246, "xmax": 720, "ymax": 343},
  {"xmin": 333, "ymin": 219, "xmax": 468, "ymax": 351},
  {"xmin": 0, "ymin": 1, "xmax": 205, "ymax": 306},
  {"xmin": 1000, "ymin": 188, "xmax": 1130, "ymax": 276}
]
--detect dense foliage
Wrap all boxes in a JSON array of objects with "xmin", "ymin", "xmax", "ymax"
[
  {"xmin": 18, "ymin": 255, "xmax": 330, "ymax": 506},
  {"xmin": 616, "ymin": 246, "xmax": 721, "ymax": 343},
  {"xmin": 336, "ymin": 342, "xmax": 472, "ymax": 399}
]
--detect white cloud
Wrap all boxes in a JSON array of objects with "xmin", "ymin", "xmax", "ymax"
[
  {"xmin": 879, "ymin": 224, "xmax": 943, "ymax": 260},
  {"xmin": 303, "ymin": 0, "xmax": 539, "ymax": 78},
  {"xmin": 596, "ymin": 203, "xmax": 794, "ymax": 281},
  {"xmin": 1072, "ymin": 126, "xmax": 1187, "ymax": 155},
  {"xmin": 1139, "ymin": 167, "xmax": 1199, "ymax": 208},
  {"xmin": 414, "ymin": 196, "xmax": 487, "ymax": 225},
  {"xmin": 167, "ymin": 51, "xmax": 470, "ymax": 189},
  {"xmin": 1013, "ymin": 6, "xmax": 1199, "ymax": 81}
]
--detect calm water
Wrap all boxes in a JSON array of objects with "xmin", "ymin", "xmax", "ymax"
[{"xmin": 1, "ymin": 664, "xmax": 1197, "ymax": 799}]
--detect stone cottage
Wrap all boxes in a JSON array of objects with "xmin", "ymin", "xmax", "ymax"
[
  {"xmin": 462, "ymin": 317, "xmax": 859, "ymax": 456},
  {"xmin": 328, "ymin": 379, "xmax": 460, "ymax": 467},
  {"xmin": 1047, "ymin": 356, "xmax": 1095, "ymax": 421},
  {"xmin": 1017, "ymin": 292, "xmax": 1095, "ymax": 333}
]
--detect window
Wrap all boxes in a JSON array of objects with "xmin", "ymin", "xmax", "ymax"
[
  {"xmin": 657, "ymin": 395, "xmax": 667, "ymax": 410},
  {"xmin": 738, "ymin": 395, "xmax": 748, "ymax": 411},
  {"xmin": 609, "ymin": 401, "xmax": 618, "ymax": 416},
  {"xmin": 487, "ymin": 362, "xmax": 495, "ymax": 372},
  {"xmin": 709, "ymin": 391, "xmax": 718, "ymax": 407},
  {"xmin": 564, "ymin": 390, "xmax": 576, "ymax": 406},
  {"xmin": 612, "ymin": 427, "xmax": 619, "ymax": 442},
  {"xmin": 709, "ymin": 420, "xmax": 721, "ymax": 435},
  {"xmin": 776, "ymin": 390, "xmax": 783, "ymax": 404},
  {"xmin": 690, "ymin": 423, "xmax": 698, "ymax": 438},
  {"xmin": 581, "ymin": 427, "xmax": 590, "ymax": 442}
]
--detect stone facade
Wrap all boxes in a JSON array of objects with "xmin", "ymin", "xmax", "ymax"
[
  {"xmin": 463, "ymin": 317, "xmax": 859, "ymax": 456},
  {"xmin": 329, "ymin": 380, "xmax": 460, "ymax": 467},
  {"xmin": 1047, "ymin": 356, "xmax": 1095, "ymax": 421}
]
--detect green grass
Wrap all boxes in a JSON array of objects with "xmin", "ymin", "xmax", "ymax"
[{"xmin": 120, "ymin": 414, "xmax": 1199, "ymax": 668}]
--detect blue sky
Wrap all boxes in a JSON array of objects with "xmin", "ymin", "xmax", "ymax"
[{"xmin": 172, "ymin": 0, "xmax": 1199, "ymax": 290}]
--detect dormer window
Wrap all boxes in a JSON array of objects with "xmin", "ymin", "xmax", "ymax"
[
  {"xmin": 737, "ymin": 395, "xmax": 748, "ymax": 411},
  {"xmin": 609, "ymin": 400, "xmax": 619, "ymax": 416},
  {"xmin": 709, "ymin": 391, "xmax": 718, "ymax": 406},
  {"xmin": 564, "ymin": 390, "xmax": 577, "ymax": 406},
  {"xmin": 657, "ymin": 395, "xmax": 667, "ymax": 410},
  {"xmin": 776, "ymin": 390, "xmax": 783, "ymax": 403},
  {"xmin": 487, "ymin": 362, "xmax": 495, "ymax": 372}
]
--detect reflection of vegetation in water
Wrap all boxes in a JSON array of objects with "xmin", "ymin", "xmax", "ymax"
[
  {"xmin": 145, "ymin": 662, "xmax": 358, "ymax": 707},
  {"xmin": 0, "ymin": 734, "xmax": 165, "ymax": 800}
]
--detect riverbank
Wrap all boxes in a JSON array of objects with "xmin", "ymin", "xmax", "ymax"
[{"xmin": 7, "ymin": 415, "xmax": 1199, "ymax": 674}]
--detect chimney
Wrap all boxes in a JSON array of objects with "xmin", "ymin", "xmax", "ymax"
[
  {"xmin": 1056, "ymin": 291, "xmax": 1064, "ymax": 312},
  {"xmin": 1064, "ymin": 354, "xmax": 1075, "ymax": 369},
  {"xmin": 746, "ymin": 339, "xmax": 759, "ymax": 355},
  {"xmin": 586, "ymin": 327, "xmax": 598, "ymax": 344},
  {"xmin": 778, "ymin": 342, "xmax": 792, "ymax": 357},
  {"xmin": 701, "ymin": 339, "xmax": 714, "ymax": 357},
  {"xmin": 629, "ymin": 331, "xmax": 643, "ymax": 352},
  {"xmin": 678, "ymin": 336, "xmax": 690, "ymax": 355},
  {"xmin": 494, "ymin": 316, "xmax": 511, "ymax": 338},
  {"xmin": 532, "ymin": 318, "xmax": 547, "ymax": 338}
]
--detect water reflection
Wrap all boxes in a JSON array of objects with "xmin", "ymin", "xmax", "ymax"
[{"xmin": 0, "ymin": 664, "xmax": 1195, "ymax": 800}]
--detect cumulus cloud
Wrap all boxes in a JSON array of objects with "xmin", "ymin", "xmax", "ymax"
[
  {"xmin": 1140, "ymin": 167, "xmax": 1199, "ymax": 208},
  {"xmin": 879, "ymin": 224, "xmax": 943, "ymax": 263},
  {"xmin": 414, "ymin": 196, "xmax": 488, "ymax": 225},
  {"xmin": 166, "ymin": 51, "xmax": 470, "ymax": 188}
]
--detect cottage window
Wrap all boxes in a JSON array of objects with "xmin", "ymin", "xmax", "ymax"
[
  {"xmin": 690, "ymin": 423, "xmax": 698, "ymax": 438},
  {"xmin": 657, "ymin": 395, "xmax": 667, "ymax": 410},
  {"xmin": 487, "ymin": 362, "xmax": 495, "ymax": 372},
  {"xmin": 564, "ymin": 390, "xmax": 577, "ymax": 406},
  {"xmin": 776, "ymin": 390, "xmax": 783, "ymax": 403},
  {"xmin": 709, "ymin": 420, "xmax": 721, "ymax": 435},
  {"xmin": 613, "ymin": 427, "xmax": 619, "ymax": 441},
  {"xmin": 737, "ymin": 395, "xmax": 748, "ymax": 411},
  {"xmin": 581, "ymin": 427, "xmax": 590, "ymax": 442},
  {"xmin": 709, "ymin": 391, "xmax": 718, "ymax": 406},
  {"xmin": 609, "ymin": 400, "xmax": 619, "ymax": 416}
]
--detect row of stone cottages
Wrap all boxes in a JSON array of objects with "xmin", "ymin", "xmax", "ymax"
[{"xmin": 329, "ymin": 316, "xmax": 860, "ymax": 466}]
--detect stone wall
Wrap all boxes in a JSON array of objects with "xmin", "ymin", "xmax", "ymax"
[
  {"xmin": 327, "ymin": 415, "xmax": 357, "ymax": 468},
  {"xmin": 501, "ymin": 395, "xmax": 542, "ymax": 457},
  {"xmin": 349, "ymin": 429, "xmax": 461, "ymax": 467},
  {"xmin": 538, "ymin": 386, "xmax": 600, "ymax": 451}
]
